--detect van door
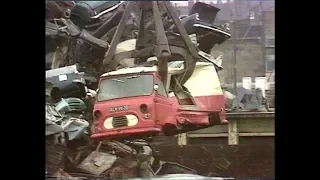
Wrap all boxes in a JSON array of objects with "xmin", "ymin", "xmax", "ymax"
[{"xmin": 154, "ymin": 77, "xmax": 176, "ymax": 126}]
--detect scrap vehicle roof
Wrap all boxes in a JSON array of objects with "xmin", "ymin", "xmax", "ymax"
[
  {"xmin": 101, "ymin": 66, "xmax": 158, "ymax": 77},
  {"xmin": 100, "ymin": 61, "xmax": 218, "ymax": 77}
]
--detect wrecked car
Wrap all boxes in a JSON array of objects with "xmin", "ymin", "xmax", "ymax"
[{"xmin": 70, "ymin": 1, "xmax": 123, "ymax": 30}]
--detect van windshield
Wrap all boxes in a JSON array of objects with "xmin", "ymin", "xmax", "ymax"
[{"xmin": 97, "ymin": 74, "xmax": 154, "ymax": 101}]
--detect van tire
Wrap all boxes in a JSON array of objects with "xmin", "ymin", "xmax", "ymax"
[{"xmin": 162, "ymin": 124, "xmax": 177, "ymax": 136}]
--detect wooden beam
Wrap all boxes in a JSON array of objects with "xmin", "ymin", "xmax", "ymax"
[
  {"xmin": 177, "ymin": 133, "xmax": 188, "ymax": 146},
  {"xmin": 177, "ymin": 112, "xmax": 275, "ymax": 145},
  {"xmin": 228, "ymin": 119, "xmax": 239, "ymax": 145},
  {"xmin": 188, "ymin": 133, "xmax": 228, "ymax": 138},
  {"xmin": 227, "ymin": 112, "xmax": 275, "ymax": 119},
  {"xmin": 188, "ymin": 132, "xmax": 274, "ymax": 138},
  {"xmin": 238, "ymin": 132, "xmax": 274, "ymax": 137}
]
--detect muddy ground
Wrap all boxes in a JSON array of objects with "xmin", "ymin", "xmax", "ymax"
[{"xmin": 155, "ymin": 137, "xmax": 274, "ymax": 178}]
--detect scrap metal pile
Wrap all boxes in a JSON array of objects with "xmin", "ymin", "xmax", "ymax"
[
  {"xmin": 46, "ymin": 65, "xmax": 196, "ymax": 178},
  {"xmin": 46, "ymin": 1, "xmax": 231, "ymax": 178},
  {"xmin": 223, "ymin": 87, "xmax": 271, "ymax": 112}
]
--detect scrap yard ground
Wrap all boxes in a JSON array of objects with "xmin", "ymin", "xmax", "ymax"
[
  {"xmin": 157, "ymin": 139, "xmax": 274, "ymax": 177},
  {"xmin": 155, "ymin": 112, "xmax": 275, "ymax": 178}
]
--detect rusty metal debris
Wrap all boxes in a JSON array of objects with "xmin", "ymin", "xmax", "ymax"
[
  {"xmin": 46, "ymin": 1, "xmax": 231, "ymax": 178},
  {"xmin": 77, "ymin": 151, "xmax": 117, "ymax": 176},
  {"xmin": 223, "ymin": 87, "xmax": 270, "ymax": 112}
]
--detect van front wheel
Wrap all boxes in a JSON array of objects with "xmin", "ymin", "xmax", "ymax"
[{"xmin": 162, "ymin": 124, "xmax": 177, "ymax": 136}]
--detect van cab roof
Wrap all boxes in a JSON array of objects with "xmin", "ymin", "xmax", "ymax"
[{"xmin": 100, "ymin": 61, "xmax": 215, "ymax": 77}]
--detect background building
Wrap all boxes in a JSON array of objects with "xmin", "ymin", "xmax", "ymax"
[{"xmin": 173, "ymin": 0, "xmax": 275, "ymax": 85}]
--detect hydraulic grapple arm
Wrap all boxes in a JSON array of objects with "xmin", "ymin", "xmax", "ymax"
[{"xmin": 102, "ymin": 1, "xmax": 199, "ymax": 85}]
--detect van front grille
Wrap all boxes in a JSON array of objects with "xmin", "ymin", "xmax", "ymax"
[{"xmin": 112, "ymin": 116, "xmax": 128, "ymax": 128}]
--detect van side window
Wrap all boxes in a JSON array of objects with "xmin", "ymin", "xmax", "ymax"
[{"xmin": 155, "ymin": 77, "xmax": 168, "ymax": 97}]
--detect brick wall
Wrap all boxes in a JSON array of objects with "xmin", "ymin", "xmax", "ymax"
[
  {"xmin": 263, "ymin": 11, "xmax": 275, "ymax": 38},
  {"xmin": 263, "ymin": 10, "xmax": 275, "ymax": 79},
  {"xmin": 211, "ymin": 39, "xmax": 265, "ymax": 84}
]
